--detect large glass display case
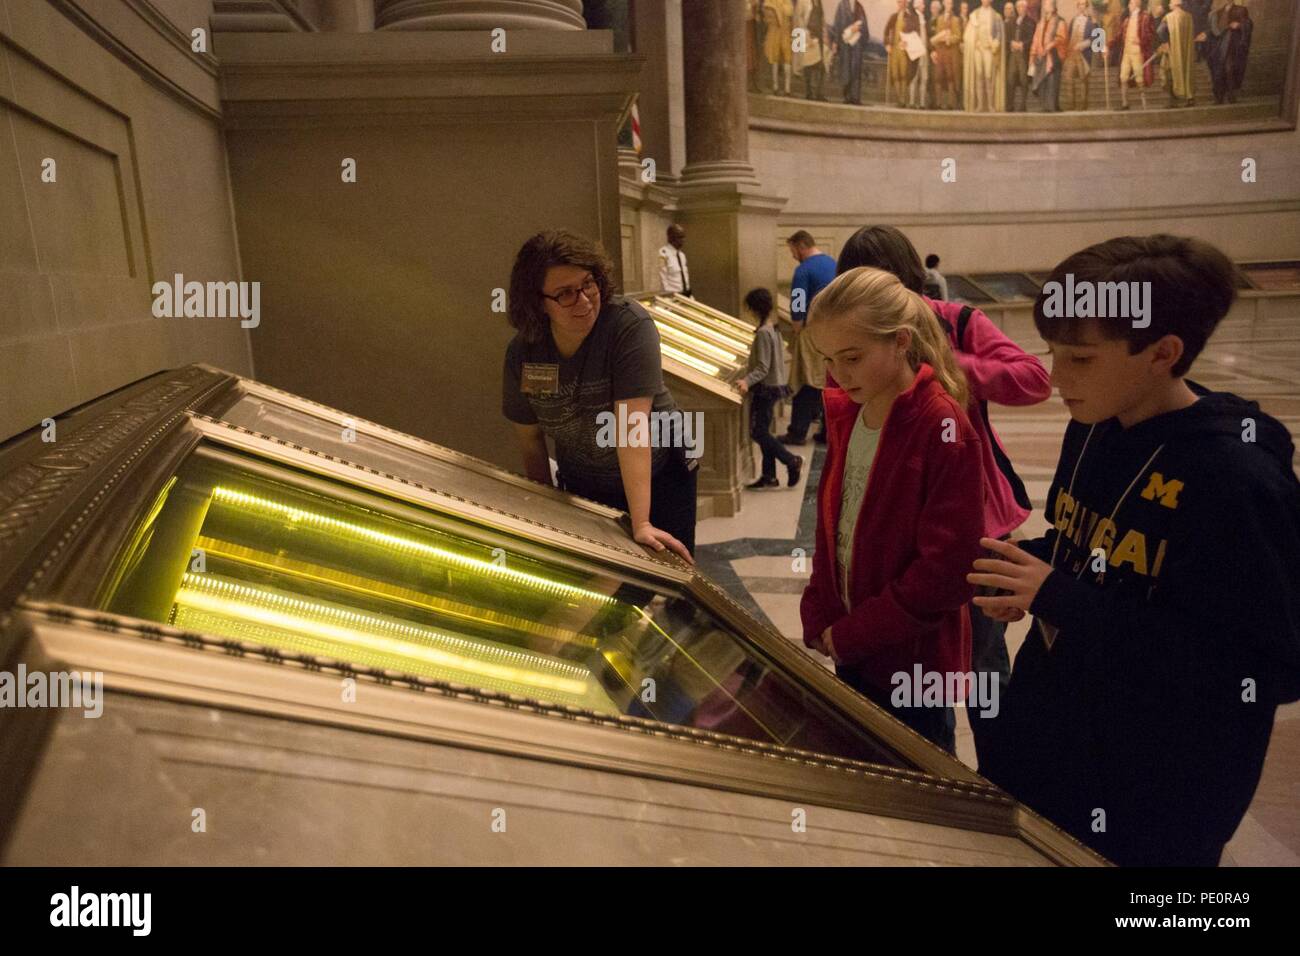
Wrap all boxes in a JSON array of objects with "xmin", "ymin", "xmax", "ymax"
[
  {"xmin": 99, "ymin": 443, "xmax": 883, "ymax": 759},
  {"xmin": 0, "ymin": 365, "xmax": 1104, "ymax": 866}
]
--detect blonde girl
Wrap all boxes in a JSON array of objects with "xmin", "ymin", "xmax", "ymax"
[{"xmin": 799, "ymin": 267, "xmax": 986, "ymax": 752}]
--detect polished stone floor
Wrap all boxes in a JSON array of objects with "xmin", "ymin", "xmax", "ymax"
[{"xmin": 697, "ymin": 309, "xmax": 1300, "ymax": 866}]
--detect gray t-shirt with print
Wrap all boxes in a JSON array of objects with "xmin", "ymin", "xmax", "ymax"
[{"xmin": 502, "ymin": 296, "xmax": 678, "ymax": 498}]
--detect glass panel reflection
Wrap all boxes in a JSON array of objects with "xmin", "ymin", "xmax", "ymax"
[
  {"xmin": 945, "ymin": 275, "xmax": 995, "ymax": 304},
  {"xmin": 101, "ymin": 447, "xmax": 889, "ymax": 763}
]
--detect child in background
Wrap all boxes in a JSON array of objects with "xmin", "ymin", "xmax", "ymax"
[
  {"xmin": 970, "ymin": 235, "xmax": 1300, "ymax": 866},
  {"xmin": 800, "ymin": 267, "xmax": 986, "ymax": 753},
  {"xmin": 737, "ymin": 288, "xmax": 803, "ymax": 489}
]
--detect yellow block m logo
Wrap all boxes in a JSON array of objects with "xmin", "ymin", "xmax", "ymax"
[{"xmin": 1140, "ymin": 472, "xmax": 1183, "ymax": 509}]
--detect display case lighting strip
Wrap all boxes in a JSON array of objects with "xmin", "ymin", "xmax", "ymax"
[
  {"xmin": 193, "ymin": 535, "xmax": 599, "ymax": 650},
  {"xmin": 669, "ymin": 295, "xmax": 752, "ymax": 333},
  {"xmin": 653, "ymin": 321, "xmax": 740, "ymax": 364},
  {"xmin": 659, "ymin": 343, "xmax": 721, "ymax": 376},
  {"xmin": 174, "ymin": 573, "xmax": 591, "ymax": 697},
  {"xmin": 647, "ymin": 303, "xmax": 750, "ymax": 352},
  {"xmin": 672, "ymin": 317, "xmax": 750, "ymax": 354},
  {"xmin": 656, "ymin": 299, "xmax": 752, "ymax": 340},
  {"xmin": 210, "ymin": 487, "xmax": 616, "ymax": 607}
]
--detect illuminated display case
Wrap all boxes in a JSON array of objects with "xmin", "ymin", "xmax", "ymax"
[
  {"xmin": 638, "ymin": 293, "xmax": 753, "ymax": 381},
  {"xmin": 0, "ymin": 366, "xmax": 1103, "ymax": 866},
  {"xmin": 633, "ymin": 292, "xmax": 780, "ymax": 517}
]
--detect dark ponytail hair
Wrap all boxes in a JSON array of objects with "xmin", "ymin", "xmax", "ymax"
[{"xmin": 836, "ymin": 225, "xmax": 927, "ymax": 294}]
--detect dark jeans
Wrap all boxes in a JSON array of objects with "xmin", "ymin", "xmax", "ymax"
[
  {"xmin": 749, "ymin": 387, "xmax": 796, "ymax": 479},
  {"xmin": 969, "ymin": 537, "xmax": 1012, "ymax": 769},
  {"xmin": 787, "ymin": 385, "xmax": 824, "ymax": 441},
  {"xmin": 855, "ymin": 677, "xmax": 957, "ymax": 755},
  {"xmin": 560, "ymin": 446, "xmax": 698, "ymax": 554}
]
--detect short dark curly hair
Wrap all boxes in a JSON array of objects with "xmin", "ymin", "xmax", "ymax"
[
  {"xmin": 743, "ymin": 287, "xmax": 773, "ymax": 320},
  {"xmin": 508, "ymin": 231, "xmax": 616, "ymax": 344}
]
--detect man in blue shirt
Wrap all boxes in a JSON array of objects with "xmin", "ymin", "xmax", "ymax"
[{"xmin": 781, "ymin": 230, "xmax": 837, "ymax": 445}]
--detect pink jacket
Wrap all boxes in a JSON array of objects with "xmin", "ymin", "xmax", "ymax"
[{"xmin": 925, "ymin": 297, "xmax": 1051, "ymax": 538}]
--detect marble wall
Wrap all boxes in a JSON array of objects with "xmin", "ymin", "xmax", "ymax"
[
  {"xmin": 754, "ymin": 120, "xmax": 1300, "ymax": 276},
  {"xmin": 0, "ymin": 0, "xmax": 251, "ymax": 443}
]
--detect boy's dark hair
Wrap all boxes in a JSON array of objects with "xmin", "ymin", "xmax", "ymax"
[
  {"xmin": 787, "ymin": 230, "xmax": 816, "ymax": 249},
  {"xmin": 836, "ymin": 224, "xmax": 927, "ymax": 294},
  {"xmin": 1033, "ymin": 235, "xmax": 1238, "ymax": 377},
  {"xmin": 508, "ymin": 230, "xmax": 615, "ymax": 344},
  {"xmin": 925, "ymin": 254, "xmax": 940, "ymax": 269},
  {"xmin": 744, "ymin": 287, "xmax": 773, "ymax": 321}
]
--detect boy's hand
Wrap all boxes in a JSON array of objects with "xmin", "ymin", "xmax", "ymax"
[
  {"xmin": 736, "ymin": 380, "xmax": 749, "ymax": 395},
  {"xmin": 967, "ymin": 536, "xmax": 1052, "ymax": 613}
]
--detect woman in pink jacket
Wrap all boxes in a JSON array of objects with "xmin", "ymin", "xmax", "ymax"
[{"xmin": 834, "ymin": 225, "xmax": 1051, "ymax": 765}]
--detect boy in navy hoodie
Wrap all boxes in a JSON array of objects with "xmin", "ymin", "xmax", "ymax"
[{"xmin": 969, "ymin": 235, "xmax": 1300, "ymax": 866}]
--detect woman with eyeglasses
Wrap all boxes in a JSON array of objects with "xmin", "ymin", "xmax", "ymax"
[{"xmin": 502, "ymin": 231, "xmax": 696, "ymax": 563}]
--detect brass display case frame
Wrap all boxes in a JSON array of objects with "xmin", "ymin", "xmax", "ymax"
[
  {"xmin": 631, "ymin": 291, "xmax": 768, "ymax": 517},
  {"xmin": 0, "ymin": 365, "xmax": 1106, "ymax": 866}
]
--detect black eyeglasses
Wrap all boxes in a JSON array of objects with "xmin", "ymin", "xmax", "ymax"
[{"xmin": 542, "ymin": 276, "xmax": 599, "ymax": 308}]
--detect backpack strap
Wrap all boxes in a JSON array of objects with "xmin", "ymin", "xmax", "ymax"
[
  {"xmin": 956, "ymin": 305, "xmax": 974, "ymax": 352},
  {"xmin": 950, "ymin": 303, "xmax": 1033, "ymax": 511}
]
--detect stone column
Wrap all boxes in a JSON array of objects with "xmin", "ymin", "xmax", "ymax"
[
  {"xmin": 629, "ymin": 0, "xmax": 684, "ymax": 182},
  {"xmin": 674, "ymin": 0, "xmax": 785, "ymax": 316},
  {"xmin": 680, "ymin": 0, "xmax": 757, "ymax": 186},
  {"xmin": 374, "ymin": 0, "xmax": 585, "ymax": 30}
]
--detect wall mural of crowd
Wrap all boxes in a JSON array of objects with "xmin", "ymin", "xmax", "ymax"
[{"xmin": 748, "ymin": 0, "xmax": 1285, "ymax": 114}]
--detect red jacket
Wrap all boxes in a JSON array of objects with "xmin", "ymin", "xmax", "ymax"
[{"xmin": 801, "ymin": 364, "xmax": 986, "ymax": 697}]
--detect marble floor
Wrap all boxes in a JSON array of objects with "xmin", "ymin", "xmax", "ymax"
[{"xmin": 697, "ymin": 309, "xmax": 1300, "ymax": 866}]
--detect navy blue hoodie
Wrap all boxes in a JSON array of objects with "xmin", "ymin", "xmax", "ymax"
[{"xmin": 982, "ymin": 384, "xmax": 1300, "ymax": 866}]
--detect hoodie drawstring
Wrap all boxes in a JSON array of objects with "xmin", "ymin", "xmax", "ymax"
[{"xmin": 1041, "ymin": 425, "xmax": 1165, "ymax": 650}]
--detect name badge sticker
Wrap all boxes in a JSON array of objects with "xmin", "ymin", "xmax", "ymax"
[{"xmin": 521, "ymin": 363, "xmax": 561, "ymax": 395}]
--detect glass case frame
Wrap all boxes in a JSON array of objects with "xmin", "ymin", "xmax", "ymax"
[{"xmin": 0, "ymin": 364, "xmax": 1106, "ymax": 865}]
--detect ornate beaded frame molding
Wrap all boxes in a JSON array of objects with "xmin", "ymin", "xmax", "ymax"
[
  {"xmin": 15, "ymin": 599, "xmax": 1009, "ymax": 808},
  {"xmin": 227, "ymin": 374, "xmax": 635, "ymax": 520},
  {"xmin": 0, "ymin": 367, "xmax": 229, "ymax": 624}
]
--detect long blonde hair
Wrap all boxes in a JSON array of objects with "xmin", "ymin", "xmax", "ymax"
[{"xmin": 808, "ymin": 266, "xmax": 969, "ymax": 408}]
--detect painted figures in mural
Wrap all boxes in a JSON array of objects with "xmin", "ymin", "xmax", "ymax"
[{"xmin": 748, "ymin": 0, "xmax": 1262, "ymax": 112}]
